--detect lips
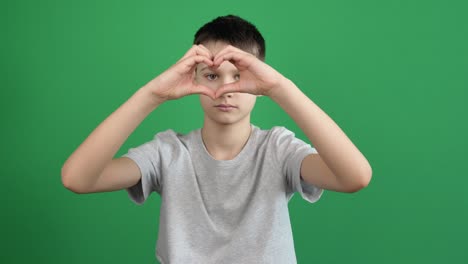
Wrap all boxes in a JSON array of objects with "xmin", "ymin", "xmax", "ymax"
[
  {"xmin": 214, "ymin": 104, "xmax": 237, "ymax": 112},
  {"xmin": 215, "ymin": 104, "xmax": 237, "ymax": 108}
]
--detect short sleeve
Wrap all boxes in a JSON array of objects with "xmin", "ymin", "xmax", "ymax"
[
  {"xmin": 121, "ymin": 134, "xmax": 163, "ymax": 205},
  {"xmin": 273, "ymin": 126, "xmax": 324, "ymax": 203}
]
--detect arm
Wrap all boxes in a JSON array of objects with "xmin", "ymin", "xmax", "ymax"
[
  {"xmin": 61, "ymin": 44, "xmax": 216, "ymax": 194},
  {"xmin": 61, "ymin": 85, "xmax": 162, "ymax": 194},
  {"xmin": 269, "ymin": 78, "xmax": 372, "ymax": 193},
  {"xmin": 207, "ymin": 44, "xmax": 372, "ymax": 192}
]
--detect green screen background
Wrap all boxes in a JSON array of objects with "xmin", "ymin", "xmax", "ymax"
[{"xmin": 3, "ymin": 0, "xmax": 467, "ymax": 263}]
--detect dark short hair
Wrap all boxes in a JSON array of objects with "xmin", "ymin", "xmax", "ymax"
[{"xmin": 193, "ymin": 15, "xmax": 265, "ymax": 61}]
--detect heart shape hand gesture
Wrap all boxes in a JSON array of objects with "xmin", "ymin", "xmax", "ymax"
[
  {"xmin": 144, "ymin": 44, "xmax": 287, "ymax": 104},
  {"xmin": 210, "ymin": 44, "xmax": 286, "ymax": 98}
]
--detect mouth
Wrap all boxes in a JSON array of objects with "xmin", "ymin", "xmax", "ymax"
[
  {"xmin": 214, "ymin": 104, "xmax": 237, "ymax": 111},
  {"xmin": 214, "ymin": 104, "xmax": 237, "ymax": 108}
]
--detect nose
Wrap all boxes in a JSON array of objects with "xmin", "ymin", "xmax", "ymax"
[
  {"xmin": 219, "ymin": 89, "xmax": 233, "ymax": 98},
  {"xmin": 218, "ymin": 77, "xmax": 237, "ymax": 98}
]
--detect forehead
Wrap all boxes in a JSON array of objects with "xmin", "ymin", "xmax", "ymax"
[{"xmin": 203, "ymin": 40, "xmax": 229, "ymax": 54}]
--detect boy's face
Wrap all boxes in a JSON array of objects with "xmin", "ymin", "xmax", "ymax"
[{"xmin": 195, "ymin": 41, "xmax": 258, "ymax": 125}]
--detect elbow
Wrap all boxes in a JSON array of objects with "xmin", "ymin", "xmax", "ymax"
[
  {"xmin": 61, "ymin": 167, "xmax": 87, "ymax": 194},
  {"xmin": 342, "ymin": 166, "xmax": 373, "ymax": 193},
  {"xmin": 345, "ymin": 176, "xmax": 371, "ymax": 193},
  {"xmin": 61, "ymin": 174, "xmax": 81, "ymax": 194}
]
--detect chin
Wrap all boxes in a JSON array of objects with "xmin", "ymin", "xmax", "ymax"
[
  {"xmin": 211, "ymin": 113, "xmax": 251, "ymax": 126},
  {"xmin": 211, "ymin": 117, "xmax": 239, "ymax": 125}
]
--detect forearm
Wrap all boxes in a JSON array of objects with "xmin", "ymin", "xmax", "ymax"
[
  {"xmin": 269, "ymin": 77, "xmax": 372, "ymax": 185},
  {"xmin": 61, "ymin": 82, "xmax": 162, "ymax": 192}
]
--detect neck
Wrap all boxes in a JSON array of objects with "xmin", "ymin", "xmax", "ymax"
[{"xmin": 201, "ymin": 118, "xmax": 252, "ymax": 160}]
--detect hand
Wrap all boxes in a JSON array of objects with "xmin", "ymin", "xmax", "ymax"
[
  {"xmin": 145, "ymin": 45, "xmax": 217, "ymax": 103},
  {"xmin": 211, "ymin": 45, "xmax": 286, "ymax": 98}
]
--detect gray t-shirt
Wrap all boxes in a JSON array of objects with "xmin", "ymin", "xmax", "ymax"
[{"xmin": 121, "ymin": 124, "xmax": 324, "ymax": 264}]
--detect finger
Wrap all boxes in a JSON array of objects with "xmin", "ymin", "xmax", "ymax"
[
  {"xmin": 213, "ymin": 51, "xmax": 249, "ymax": 70},
  {"xmin": 178, "ymin": 45, "xmax": 197, "ymax": 62},
  {"xmin": 214, "ymin": 82, "xmax": 242, "ymax": 99},
  {"xmin": 213, "ymin": 45, "xmax": 249, "ymax": 64},
  {"xmin": 182, "ymin": 44, "xmax": 211, "ymax": 60},
  {"xmin": 212, "ymin": 47, "xmax": 233, "ymax": 65},
  {"xmin": 179, "ymin": 45, "xmax": 213, "ymax": 63},
  {"xmin": 181, "ymin": 55, "xmax": 214, "ymax": 72},
  {"xmin": 190, "ymin": 84, "xmax": 216, "ymax": 100},
  {"xmin": 210, "ymin": 46, "xmax": 232, "ymax": 67},
  {"xmin": 197, "ymin": 44, "xmax": 215, "ymax": 60},
  {"xmin": 212, "ymin": 44, "xmax": 242, "ymax": 59}
]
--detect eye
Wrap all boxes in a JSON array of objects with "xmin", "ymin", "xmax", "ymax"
[{"xmin": 205, "ymin": 73, "xmax": 218, "ymax": 81}]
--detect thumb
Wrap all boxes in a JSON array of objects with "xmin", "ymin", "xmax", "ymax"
[
  {"xmin": 190, "ymin": 83, "xmax": 216, "ymax": 100},
  {"xmin": 214, "ymin": 82, "xmax": 241, "ymax": 99}
]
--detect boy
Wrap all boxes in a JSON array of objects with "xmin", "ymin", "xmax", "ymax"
[{"xmin": 61, "ymin": 15, "xmax": 372, "ymax": 264}]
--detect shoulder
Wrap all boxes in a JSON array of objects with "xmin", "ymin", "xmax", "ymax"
[
  {"xmin": 153, "ymin": 128, "xmax": 179, "ymax": 138},
  {"xmin": 251, "ymin": 125, "xmax": 295, "ymax": 140},
  {"xmin": 150, "ymin": 128, "xmax": 198, "ymax": 150},
  {"xmin": 264, "ymin": 125, "xmax": 311, "ymax": 152},
  {"xmin": 153, "ymin": 128, "xmax": 195, "ymax": 141},
  {"xmin": 250, "ymin": 125, "xmax": 296, "ymax": 149},
  {"xmin": 265, "ymin": 125, "xmax": 296, "ymax": 140},
  {"xmin": 256, "ymin": 125, "xmax": 286, "ymax": 136}
]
